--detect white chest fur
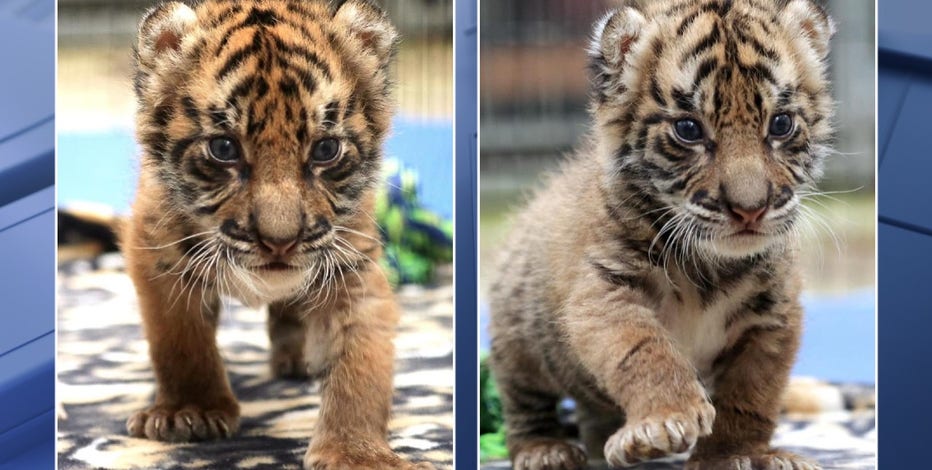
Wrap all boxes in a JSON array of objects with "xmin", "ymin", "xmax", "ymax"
[{"xmin": 653, "ymin": 271, "xmax": 760, "ymax": 385}]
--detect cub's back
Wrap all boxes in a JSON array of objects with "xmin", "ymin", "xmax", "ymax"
[{"xmin": 488, "ymin": 151, "xmax": 607, "ymax": 350}]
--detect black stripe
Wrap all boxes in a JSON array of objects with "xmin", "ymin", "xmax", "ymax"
[
  {"xmin": 271, "ymin": 37, "xmax": 333, "ymax": 81},
  {"xmin": 653, "ymin": 135, "xmax": 691, "ymax": 163},
  {"xmin": 321, "ymin": 158, "xmax": 358, "ymax": 183},
  {"xmin": 650, "ymin": 78, "xmax": 667, "ymax": 107},
  {"xmin": 141, "ymin": 131, "xmax": 168, "ymax": 161},
  {"xmin": 777, "ymin": 88, "xmax": 794, "ymax": 107},
  {"xmin": 220, "ymin": 219, "xmax": 253, "ymax": 242},
  {"xmin": 323, "ymin": 101, "xmax": 340, "ymax": 128},
  {"xmin": 195, "ymin": 195, "xmax": 231, "ymax": 215},
  {"xmin": 741, "ymin": 34, "xmax": 779, "ymax": 62},
  {"xmin": 216, "ymin": 31, "xmax": 262, "ymax": 80},
  {"xmin": 747, "ymin": 290, "xmax": 777, "ymax": 314},
  {"xmin": 169, "ymin": 136, "xmax": 199, "ymax": 165},
  {"xmin": 640, "ymin": 158, "xmax": 676, "ymax": 181},
  {"xmin": 716, "ymin": 0, "xmax": 733, "ymax": 15},
  {"xmin": 180, "ymin": 96, "xmax": 200, "ymax": 124},
  {"xmin": 676, "ymin": 10, "xmax": 702, "ymax": 36},
  {"xmin": 672, "ymin": 89, "xmax": 696, "ymax": 112},
  {"xmin": 590, "ymin": 260, "xmax": 655, "ymax": 297},
  {"xmin": 153, "ymin": 103, "xmax": 174, "ymax": 127},
  {"xmin": 740, "ymin": 63, "xmax": 776, "ymax": 84},
  {"xmin": 208, "ymin": 106, "xmax": 228, "ymax": 128},
  {"xmin": 685, "ymin": 25, "xmax": 721, "ymax": 62},
  {"xmin": 279, "ymin": 76, "xmax": 299, "ymax": 96},
  {"xmin": 243, "ymin": 8, "xmax": 277, "ymax": 27},
  {"xmin": 694, "ymin": 58, "xmax": 719, "ymax": 85},
  {"xmin": 618, "ymin": 337, "xmax": 662, "ymax": 374},
  {"xmin": 642, "ymin": 112, "xmax": 666, "ymax": 125},
  {"xmin": 772, "ymin": 186, "xmax": 793, "ymax": 209},
  {"xmin": 712, "ymin": 323, "xmax": 782, "ymax": 371},
  {"xmin": 302, "ymin": 217, "xmax": 332, "ymax": 243},
  {"xmin": 255, "ymin": 76, "xmax": 270, "ymax": 98},
  {"xmin": 227, "ymin": 76, "xmax": 255, "ymax": 102},
  {"xmin": 723, "ymin": 404, "xmax": 776, "ymax": 426},
  {"xmin": 246, "ymin": 101, "xmax": 266, "ymax": 136}
]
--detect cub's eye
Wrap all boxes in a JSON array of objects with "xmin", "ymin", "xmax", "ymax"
[
  {"xmin": 207, "ymin": 137, "xmax": 239, "ymax": 163},
  {"xmin": 673, "ymin": 119, "xmax": 704, "ymax": 143},
  {"xmin": 311, "ymin": 138, "xmax": 341, "ymax": 164},
  {"xmin": 769, "ymin": 113, "xmax": 794, "ymax": 138}
]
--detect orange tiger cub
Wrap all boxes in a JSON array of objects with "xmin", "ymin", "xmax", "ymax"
[
  {"xmin": 122, "ymin": 1, "xmax": 432, "ymax": 468},
  {"xmin": 489, "ymin": 0, "xmax": 834, "ymax": 469}
]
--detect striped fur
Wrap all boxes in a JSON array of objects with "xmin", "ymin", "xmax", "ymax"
[
  {"xmin": 122, "ymin": 1, "xmax": 433, "ymax": 468},
  {"xmin": 488, "ymin": 1, "xmax": 834, "ymax": 469}
]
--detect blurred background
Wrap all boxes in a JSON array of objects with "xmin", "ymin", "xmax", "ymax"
[
  {"xmin": 58, "ymin": 0, "xmax": 452, "ymax": 219},
  {"xmin": 479, "ymin": 0, "xmax": 875, "ymax": 384}
]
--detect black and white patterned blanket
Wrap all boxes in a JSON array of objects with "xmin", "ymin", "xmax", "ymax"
[{"xmin": 57, "ymin": 259, "xmax": 454, "ymax": 469}]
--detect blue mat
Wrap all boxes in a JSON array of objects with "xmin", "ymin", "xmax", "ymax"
[{"xmin": 58, "ymin": 116, "xmax": 453, "ymax": 219}]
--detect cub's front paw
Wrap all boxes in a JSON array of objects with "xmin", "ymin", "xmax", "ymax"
[
  {"xmin": 126, "ymin": 404, "xmax": 240, "ymax": 442},
  {"xmin": 511, "ymin": 438, "xmax": 587, "ymax": 470},
  {"xmin": 604, "ymin": 401, "xmax": 715, "ymax": 467},
  {"xmin": 686, "ymin": 450, "xmax": 821, "ymax": 470},
  {"xmin": 304, "ymin": 441, "xmax": 435, "ymax": 470}
]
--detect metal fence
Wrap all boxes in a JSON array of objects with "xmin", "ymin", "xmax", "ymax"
[
  {"xmin": 58, "ymin": 0, "xmax": 453, "ymax": 122},
  {"xmin": 479, "ymin": 0, "xmax": 875, "ymax": 190}
]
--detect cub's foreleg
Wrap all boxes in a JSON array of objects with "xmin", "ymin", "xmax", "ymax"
[
  {"xmin": 686, "ymin": 304, "xmax": 818, "ymax": 470},
  {"xmin": 300, "ymin": 272, "xmax": 434, "ymax": 470},
  {"xmin": 562, "ymin": 276, "xmax": 716, "ymax": 468},
  {"xmin": 125, "ymin": 257, "xmax": 240, "ymax": 442}
]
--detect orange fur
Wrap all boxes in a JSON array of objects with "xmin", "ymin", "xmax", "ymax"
[{"xmin": 123, "ymin": 1, "xmax": 432, "ymax": 468}]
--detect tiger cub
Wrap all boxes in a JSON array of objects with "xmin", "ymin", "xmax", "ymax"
[
  {"xmin": 122, "ymin": 1, "xmax": 432, "ymax": 468},
  {"xmin": 488, "ymin": 0, "xmax": 834, "ymax": 469}
]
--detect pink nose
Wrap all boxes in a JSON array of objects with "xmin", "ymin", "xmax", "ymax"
[
  {"xmin": 259, "ymin": 236, "xmax": 299, "ymax": 257},
  {"xmin": 728, "ymin": 206, "xmax": 768, "ymax": 224}
]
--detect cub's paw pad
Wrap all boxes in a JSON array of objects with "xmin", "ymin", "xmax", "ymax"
[
  {"xmin": 126, "ymin": 405, "xmax": 240, "ymax": 442},
  {"xmin": 512, "ymin": 439, "xmax": 587, "ymax": 470},
  {"xmin": 686, "ymin": 451, "xmax": 821, "ymax": 470},
  {"xmin": 270, "ymin": 349, "xmax": 310, "ymax": 379},
  {"xmin": 604, "ymin": 403, "xmax": 716, "ymax": 467}
]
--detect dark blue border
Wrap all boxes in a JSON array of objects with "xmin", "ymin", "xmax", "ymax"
[
  {"xmin": 0, "ymin": 0, "xmax": 55, "ymax": 464},
  {"xmin": 877, "ymin": 1, "xmax": 932, "ymax": 466},
  {"xmin": 454, "ymin": 0, "xmax": 478, "ymax": 466}
]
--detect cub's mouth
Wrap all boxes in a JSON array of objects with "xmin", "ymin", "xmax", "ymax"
[
  {"xmin": 729, "ymin": 228, "xmax": 765, "ymax": 237},
  {"xmin": 253, "ymin": 262, "xmax": 300, "ymax": 272}
]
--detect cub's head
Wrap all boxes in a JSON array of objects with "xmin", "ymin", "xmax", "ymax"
[
  {"xmin": 589, "ymin": 0, "xmax": 835, "ymax": 259},
  {"xmin": 133, "ymin": 0, "xmax": 397, "ymax": 296}
]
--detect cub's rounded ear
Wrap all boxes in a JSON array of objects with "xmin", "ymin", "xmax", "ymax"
[
  {"xmin": 780, "ymin": 0, "xmax": 836, "ymax": 60},
  {"xmin": 331, "ymin": 0, "xmax": 399, "ymax": 66},
  {"xmin": 136, "ymin": 2, "xmax": 197, "ymax": 70},
  {"xmin": 589, "ymin": 6, "xmax": 646, "ymax": 72},
  {"xmin": 588, "ymin": 7, "xmax": 645, "ymax": 102}
]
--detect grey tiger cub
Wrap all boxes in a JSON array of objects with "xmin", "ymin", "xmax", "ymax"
[{"xmin": 488, "ymin": 0, "xmax": 835, "ymax": 469}]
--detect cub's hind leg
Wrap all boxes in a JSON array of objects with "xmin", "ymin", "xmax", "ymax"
[
  {"xmin": 125, "ymin": 263, "xmax": 240, "ymax": 442},
  {"xmin": 268, "ymin": 301, "xmax": 310, "ymax": 379},
  {"xmin": 576, "ymin": 401, "xmax": 623, "ymax": 461},
  {"xmin": 490, "ymin": 339, "xmax": 587, "ymax": 470}
]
